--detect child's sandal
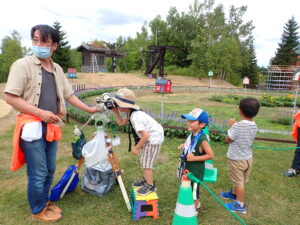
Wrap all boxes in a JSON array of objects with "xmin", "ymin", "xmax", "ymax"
[{"xmin": 196, "ymin": 202, "xmax": 201, "ymax": 211}]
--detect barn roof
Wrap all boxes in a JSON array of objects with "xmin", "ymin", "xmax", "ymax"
[
  {"xmin": 155, "ymin": 79, "xmax": 171, "ymax": 85},
  {"xmin": 77, "ymin": 43, "xmax": 108, "ymax": 53}
]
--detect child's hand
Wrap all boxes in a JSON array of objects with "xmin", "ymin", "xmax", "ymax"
[
  {"xmin": 186, "ymin": 153, "xmax": 196, "ymax": 161},
  {"xmin": 229, "ymin": 118, "xmax": 236, "ymax": 127},
  {"xmin": 178, "ymin": 144, "xmax": 184, "ymax": 150},
  {"xmin": 131, "ymin": 147, "xmax": 139, "ymax": 155}
]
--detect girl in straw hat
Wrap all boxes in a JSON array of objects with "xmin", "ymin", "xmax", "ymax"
[{"xmin": 112, "ymin": 88, "xmax": 164, "ymax": 195}]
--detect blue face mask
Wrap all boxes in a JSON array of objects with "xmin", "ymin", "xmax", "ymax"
[{"xmin": 31, "ymin": 45, "xmax": 51, "ymax": 59}]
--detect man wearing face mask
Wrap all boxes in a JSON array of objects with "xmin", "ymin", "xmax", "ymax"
[{"xmin": 4, "ymin": 24, "xmax": 99, "ymax": 222}]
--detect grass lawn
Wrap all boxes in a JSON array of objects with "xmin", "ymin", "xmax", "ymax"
[
  {"xmin": 1, "ymin": 90, "xmax": 300, "ymax": 225},
  {"xmin": 1, "ymin": 122, "xmax": 299, "ymax": 225},
  {"xmin": 126, "ymin": 89, "xmax": 292, "ymax": 133}
]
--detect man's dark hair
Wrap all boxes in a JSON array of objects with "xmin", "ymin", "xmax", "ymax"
[
  {"xmin": 239, "ymin": 97, "xmax": 260, "ymax": 118},
  {"xmin": 31, "ymin": 25, "xmax": 59, "ymax": 44}
]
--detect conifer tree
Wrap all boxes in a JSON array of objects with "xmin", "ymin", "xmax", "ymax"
[
  {"xmin": 241, "ymin": 37, "xmax": 258, "ymax": 85},
  {"xmin": 271, "ymin": 17, "xmax": 300, "ymax": 65},
  {"xmin": 51, "ymin": 21, "xmax": 71, "ymax": 72}
]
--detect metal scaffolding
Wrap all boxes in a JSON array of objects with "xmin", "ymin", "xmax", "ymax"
[{"xmin": 260, "ymin": 65, "xmax": 300, "ymax": 91}]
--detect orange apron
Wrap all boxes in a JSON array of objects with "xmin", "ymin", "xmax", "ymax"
[
  {"xmin": 11, "ymin": 114, "xmax": 62, "ymax": 171},
  {"xmin": 291, "ymin": 112, "xmax": 300, "ymax": 142}
]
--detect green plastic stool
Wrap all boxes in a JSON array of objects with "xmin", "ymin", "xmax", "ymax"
[{"xmin": 203, "ymin": 126, "xmax": 218, "ymax": 183}]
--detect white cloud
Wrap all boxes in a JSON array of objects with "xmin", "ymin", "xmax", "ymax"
[{"xmin": 1, "ymin": 0, "xmax": 300, "ymax": 67}]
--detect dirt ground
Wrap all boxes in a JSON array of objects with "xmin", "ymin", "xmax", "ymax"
[
  {"xmin": 0, "ymin": 73, "xmax": 236, "ymax": 135},
  {"xmin": 67, "ymin": 72, "xmax": 237, "ymax": 88},
  {"xmin": 0, "ymin": 84, "xmax": 15, "ymax": 135}
]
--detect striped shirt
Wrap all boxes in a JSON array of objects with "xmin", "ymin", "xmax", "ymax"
[{"xmin": 227, "ymin": 120, "xmax": 257, "ymax": 160}]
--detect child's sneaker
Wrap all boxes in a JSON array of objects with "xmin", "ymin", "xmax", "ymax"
[
  {"xmin": 225, "ymin": 201, "xmax": 247, "ymax": 214},
  {"xmin": 219, "ymin": 189, "xmax": 236, "ymax": 200},
  {"xmin": 283, "ymin": 168, "xmax": 300, "ymax": 177},
  {"xmin": 132, "ymin": 178, "xmax": 146, "ymax": 188},
  {"xmin": 137, "ymin": 183, "xmax": 157, "ymax": 196}
]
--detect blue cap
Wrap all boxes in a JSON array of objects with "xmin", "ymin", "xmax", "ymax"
[{"xmin": 181, "ymin": 108, "xmax": 209, "ymax": 125}]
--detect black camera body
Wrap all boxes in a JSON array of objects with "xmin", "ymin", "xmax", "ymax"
[
  {"xmin": 104, "ymin": 98, "xmax": 115, "ymax": 110},
  {"xmin": 96, "ymin": 93, "xmax": 116, "ymax": 112}
]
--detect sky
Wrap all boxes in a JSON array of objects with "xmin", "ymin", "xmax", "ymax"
[{"xmin": 0, "ymin": 0, "xmax": 300, "ymax": 67}]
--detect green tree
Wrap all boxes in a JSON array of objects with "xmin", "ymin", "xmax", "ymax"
[
  {"xmin": 149, "ymin": 15, "xmax": 169, "ymax": 46},
  {"xmin": 51, "ymin": 21, "xmax": 71, "ymax": 72},
  {"xmin": 0, "ymin": 31, "xmax": 25, "ymax": 83},
  {"xmin": 111, "ymin": 0, "xmax": 257, "ymax": 86},
  {"xmin": 271, "ymin": 16, "xmax": 300, "ymax": 65},
  {"xmin": 227, "ymin": 5, "xmax": 258, "ymax": 85},
  {"xmin": 188, "ymin": 1, "xmax": 255, "ymax": 84},
  {"xmin": 117, "ymin": 23, "xmax": 150, "ymax": 72},
  {"xmin": 240, "ymin": 36, "xmax": 258, "ymax": 85},
  {"xmin": 69, "ymin": 49, "xmax": 82, "ymax": 71},
  {"xmin": 118, "ymin": 37, "xmax": 143, "ymax": 72},
  {"xmin": 165, "ymin": 7, "xmax": 201, "ymax": 67}
]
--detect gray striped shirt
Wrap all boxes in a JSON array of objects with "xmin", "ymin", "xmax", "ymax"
[{"xmin": 227, "ymin": 120, "xmax": 257, "ymax": 160}]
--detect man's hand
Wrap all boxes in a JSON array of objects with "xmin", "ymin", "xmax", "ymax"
[
  {"xmin": 67, "ymin": 95, "xmax": 102, "ymax": 114},
  {"xmin": 38, "ymin": 109, "xmax": 59, "ymax": 124},
  {"xmin": 131, "ymin": 146, "xmax": 140, "ymax": 155},
  {"xmin": 88, "ymin": 105, "xmax": 101, "ymax": 114}
]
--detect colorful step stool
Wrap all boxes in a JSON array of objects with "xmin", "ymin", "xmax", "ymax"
[{"xmin": 130, "ymin": 188, "xmax": 159, "ymax": 221}]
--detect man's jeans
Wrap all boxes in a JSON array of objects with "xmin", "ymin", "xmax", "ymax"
[{"xmin": 20, "ymin": 123, "xmax": 57, "ymax": 214}]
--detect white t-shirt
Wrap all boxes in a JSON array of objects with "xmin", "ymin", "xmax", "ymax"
[
  {"xmin": 227, "ymin": 120, "xmax": 257, "ymax": 160},
  {"xmin": 130, "ymin": 111, "xmax": 164, "ymax": 145}
]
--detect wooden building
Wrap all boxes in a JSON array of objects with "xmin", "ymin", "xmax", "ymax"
[{"xmin": 77, "ymin": 43, "xmax": 108, "ymax": 72}]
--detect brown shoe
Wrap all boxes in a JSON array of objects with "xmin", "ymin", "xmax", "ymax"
[
  {"xmin": 32, "ymin": 207, "xmax": 62, "ymax": 222},
  {"xmin": 47, "ymin": 201, "xmax": 62, "ymax": 214}
]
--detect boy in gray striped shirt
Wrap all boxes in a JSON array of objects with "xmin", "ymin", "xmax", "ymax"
[{"xmin": 220, "ymin": 98, "xmax": 260, "ymax": 214}]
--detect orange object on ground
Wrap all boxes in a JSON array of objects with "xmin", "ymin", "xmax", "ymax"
[{"xmin": 11, "ymin": 114, "xmax": 62, "ymax": 171}]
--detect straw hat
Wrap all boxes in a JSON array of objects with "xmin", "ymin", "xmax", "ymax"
[{"xmin": 113, "ymin": 88, "xmax": 140, "ymax": 110}]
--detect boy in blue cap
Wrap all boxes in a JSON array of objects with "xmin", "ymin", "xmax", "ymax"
[{"xmin": 178, "ymin": 108, "xmax": 214, "ymax": 211}]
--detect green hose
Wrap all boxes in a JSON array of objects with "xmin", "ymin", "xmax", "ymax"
[
  {"xmin": 187, "ymin": 172, "xmax": 247, "ymax": 225},
  {"xmin": 209, "ymin": 121, "xmax": 227, "ymax": 135},
  {"xmin": 250, "ymin": 145, "xmax": 298, "ymax": 150},
  {"xmin": 209, "ymin": 121, "xmax": 298, "ymax": 151}
]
